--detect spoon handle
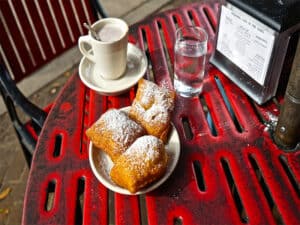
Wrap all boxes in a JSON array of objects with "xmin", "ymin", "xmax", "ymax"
[{"xmin": 83, "ymin": 23, "xmax": 100, "ymax": 41}]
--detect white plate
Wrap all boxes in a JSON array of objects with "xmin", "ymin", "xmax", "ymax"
[
  {"xmin": 89, "ymin": 108, "xmax": 180, "ymax": 195},
  {"xmin": 79, "ymin": 43, "xmax": 147, "ymax": 96}
]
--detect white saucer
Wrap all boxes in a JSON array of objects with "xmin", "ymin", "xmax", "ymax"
[
  {"xmin": 79, "ymin": 43, "xmax": 147, "ymax": 96},
  {"xmin": 89, "ymin": 107, "xmax": 181, "ymax": 195}
]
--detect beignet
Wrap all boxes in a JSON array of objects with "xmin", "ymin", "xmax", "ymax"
[
  {"xmin": 110, "ymin": 135, "xmax": 168, "ymax": 193},
  {"xmin": 129, "ymin": 79, "xmax": 175, "ymax": 143},
  {"xmin": 86, "ymin": 109, "xmax": 145, "ymax": 162}
]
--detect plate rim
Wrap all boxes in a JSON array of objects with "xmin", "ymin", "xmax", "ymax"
[
  {"xmin": 88, "ymin": 107, "xmax": 180, "ymax": 195},
  {"xmin": 79, "ymin": 43, "xmax": 147, "ymax": 96}
]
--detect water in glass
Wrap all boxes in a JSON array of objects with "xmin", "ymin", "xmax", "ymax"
[{"xmin": 174, "ymin": 38, "xmax": 206, "ymax": 97}]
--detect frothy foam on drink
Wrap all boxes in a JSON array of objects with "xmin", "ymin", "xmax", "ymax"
[{"xmin": 97, "ymin": 24, "xmax": 124, "ymax": 42}]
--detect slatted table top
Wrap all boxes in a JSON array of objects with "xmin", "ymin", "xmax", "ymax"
[{"xmin": 22, "ymin": 2, "xmax": 300, "ymax": 225}]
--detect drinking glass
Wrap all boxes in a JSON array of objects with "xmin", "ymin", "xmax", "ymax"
[{"xmin": 174, "ymin": 26, "xmax": 208, "ymax": 97}]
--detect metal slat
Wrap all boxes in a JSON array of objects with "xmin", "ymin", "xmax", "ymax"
[
  {"xmin": 1, "ymin": 0, "xmax": 98, "ymax": 82},
  {"xmin": 60, "ymin": 1, "xmax": 80, "ymax": 45},
  {"xmin": 24, "ymin": 0, "xmax": 53, "ymax": 62},
  {"xmin": 203, "ymin": 75, "xmax": 240, "ymax": 137},
  {"xmin": 10, "ymin": 1, "xmax": 43, "ymax": 68},
  {"xmin": 38, "ymin": 0, "xmax": 64, "ymax": 54},
  {"xmin": 0, "ymin": 1, "xmax": 28, "ymax": 79},
  {"xmin": 80, "ymin": 0, "xmax": 100, "ymax": 26},
  {"xmin": 115, "ymin": 194, "xmax": 141, "ymax": 225}
]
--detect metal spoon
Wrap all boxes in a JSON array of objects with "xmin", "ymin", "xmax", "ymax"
[{"xmin": 83, "ymin": 22, "xmax": 101, "ymax": 41}]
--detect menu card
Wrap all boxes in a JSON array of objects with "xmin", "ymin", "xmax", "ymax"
[{"xmin": 216, "ymin": 4, "xmax": 276, "ymax": 86}]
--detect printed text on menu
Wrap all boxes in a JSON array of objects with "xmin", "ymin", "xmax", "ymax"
[{"xmin": 216, "ymin": 4, "xmax": 276, "ymax": 85}]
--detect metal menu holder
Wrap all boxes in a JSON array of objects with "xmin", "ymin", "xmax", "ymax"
[{"xmin": 210, "ymin": 0, "xmax": 300, "ymax": 104}]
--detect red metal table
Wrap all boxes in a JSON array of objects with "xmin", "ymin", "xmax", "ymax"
[{"xmin": 22, "ymin": 2, "xmax": 300, "ymax": 225}]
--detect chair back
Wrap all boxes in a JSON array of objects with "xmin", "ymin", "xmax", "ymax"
[
  {"xmin": 0, "ymin": 0, "xmax": 105, "ymax": 82},
  {"xmin": 0, "ymin": 0, "xmax": 106, "ymax": 166}
]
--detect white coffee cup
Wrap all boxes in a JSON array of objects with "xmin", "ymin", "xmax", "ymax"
[{"xmin": 78, "ymin": 18, "xmax": 129, "ymax": 80}]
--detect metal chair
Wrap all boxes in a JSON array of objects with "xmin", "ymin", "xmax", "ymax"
[{"xmin": 0, "ymin": 0, "xmax": 107, "ymax": 166}]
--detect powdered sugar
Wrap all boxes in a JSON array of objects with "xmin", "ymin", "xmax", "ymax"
[
  {"xmin": 133, "ymin": 103, "xmax": 169, "ymax": 124},
  {"xmin": 124, "ymin": 135, "xmax": 163, "ymax": 160},
  {"xmin": 96, "ymin": 109, "xmax": 143, "ymax": 144},
  {"xmin": 140, "ymin": 79, "xmax": 174, "ymax": 111},
  {"xmin": 122, "ymin": 135, "xmax": 165, "ymax": 172},
  {"xmin": 139, "ymin": 80, "xmax": 156, "ymax": 106},
  {"xmin": 144, "ymin": 105, "xmax": 169, "ymax": 123},
  {"xmin": 133, "ymin": 79, "xmax": 174, "ymax": 125}
]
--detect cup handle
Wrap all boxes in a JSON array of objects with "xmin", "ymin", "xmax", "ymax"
[{"xmin": 78, "ymin": 35, "xmax": 96, "ymax": 62}]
